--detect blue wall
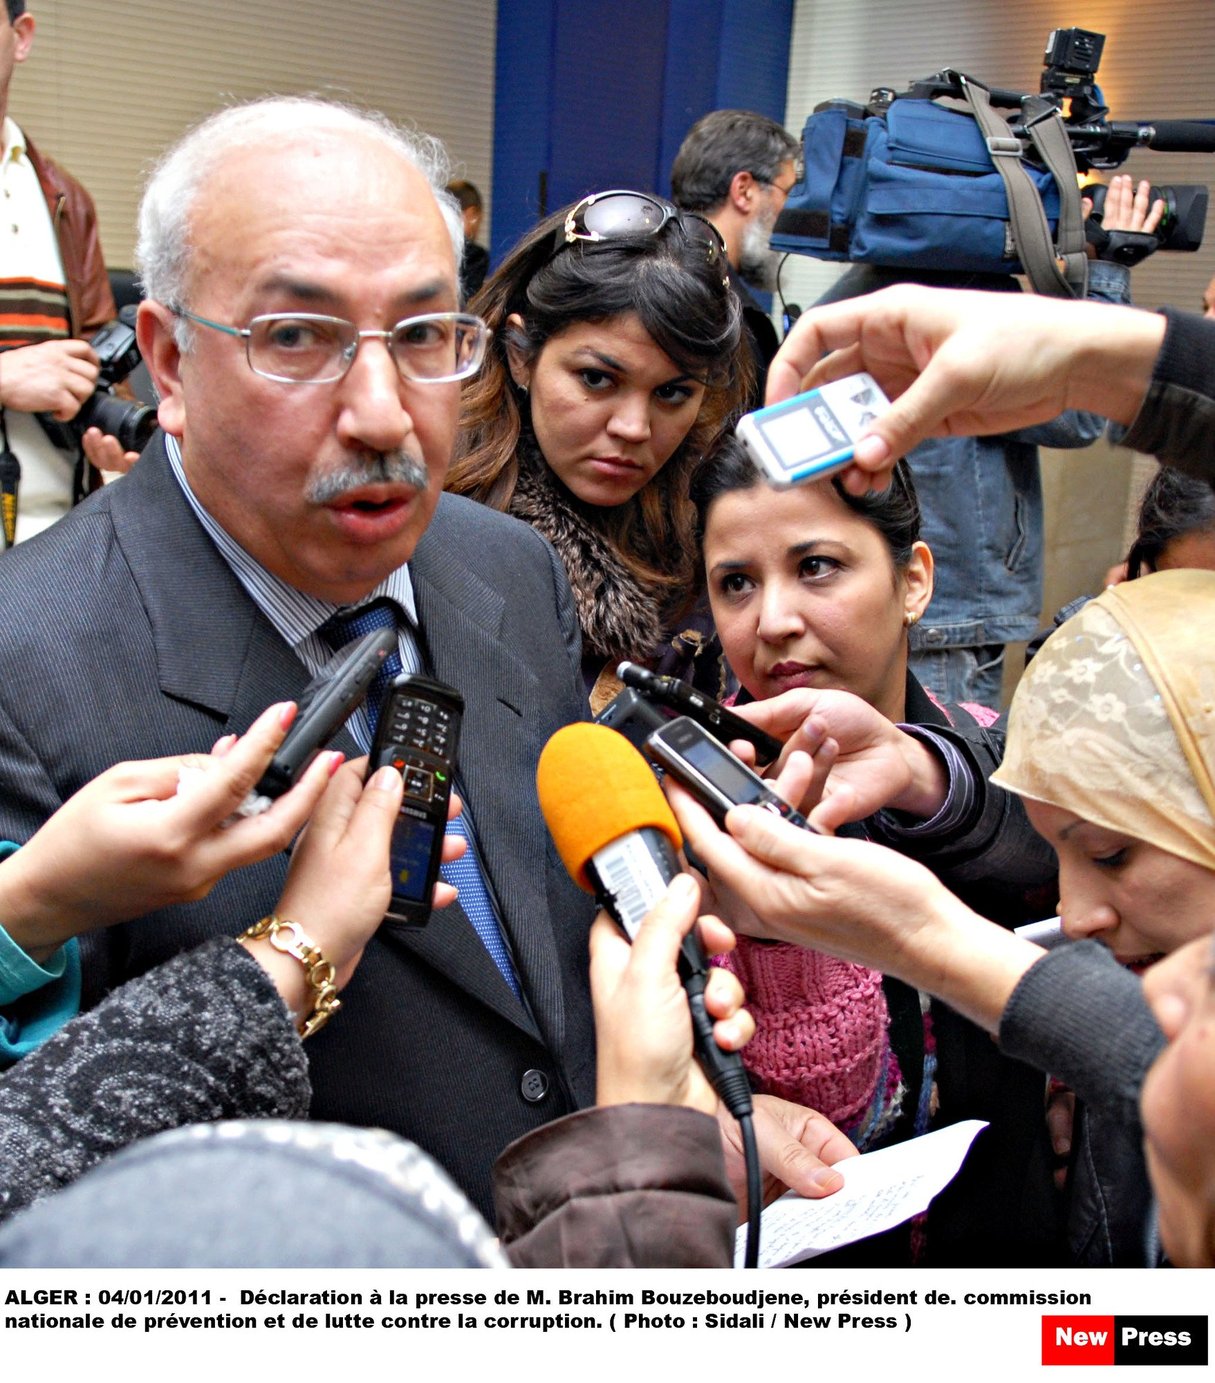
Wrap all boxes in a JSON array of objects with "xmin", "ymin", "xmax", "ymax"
[{"xmin": 492, "ymin": 0, "xmax": 794, "ymax": 262}]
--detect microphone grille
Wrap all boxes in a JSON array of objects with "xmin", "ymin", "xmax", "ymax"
[{"xmin": 536, "ymin": 722, "xmax": 682, "ymax": 891}]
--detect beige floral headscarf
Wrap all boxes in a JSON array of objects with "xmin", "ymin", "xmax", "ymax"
[{"xmin": 993, "ymin": 569, "xmax": 1215, "ymax": 871}]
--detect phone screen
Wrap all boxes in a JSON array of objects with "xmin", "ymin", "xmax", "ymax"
[
  {"xmin": 758, "ymin": 403, "xmax": 837, "ymax": 472},
  {"xmin": 679, "ymin": 732, "xmax": 767, "ymax": 805},
  {"xmin": 388, "ymin": 815, "xmax": 440, "ymax": 904}
]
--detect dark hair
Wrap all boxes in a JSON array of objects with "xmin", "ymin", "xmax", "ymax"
[
  {"xmin": 447, "ymin": 178, "xmax": 482, "ymax": 213},
  {"xmin": 691, "ymin": 434, "xmax": 922, "ymax": 572},
  {"xmin": 1126, "ymin": 468, "xmax": 1215, "ymax": 579},
  {"xmin": 449, "ymin": 194, "xmax": 748, "ymax": 606},
  {"xmin": 5, "ymin": 1, "xmax": 25, "ymax": 21},
  {"xmin": 671, "ymin": 110, "xmax": 799, "ymax": 214}
]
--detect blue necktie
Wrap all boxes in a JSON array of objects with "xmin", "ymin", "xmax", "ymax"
[{"xmin": 320, "ymin": 602, "xmax": 522, "ymax": 1000}]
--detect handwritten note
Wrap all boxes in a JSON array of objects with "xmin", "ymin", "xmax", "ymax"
[{"xmin": 735, "ymin": 1119, "xmax": 989, "ymax": 1268}]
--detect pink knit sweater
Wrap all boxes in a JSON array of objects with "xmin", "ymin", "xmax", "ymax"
[{"xmin": 716, "ymin": 941, "xmax": 901, "ymax": 1146}]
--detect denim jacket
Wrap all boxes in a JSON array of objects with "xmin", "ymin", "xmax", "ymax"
[{"xmin": 817, "ymin": 262, "xmax": 1132, "ymax": 649}]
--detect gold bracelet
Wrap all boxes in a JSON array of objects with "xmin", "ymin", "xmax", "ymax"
[{"xmin": 239, "ymin": 913, "xmax": 340, "ymax": 1039}]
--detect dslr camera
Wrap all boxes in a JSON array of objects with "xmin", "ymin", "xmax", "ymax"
[{"xmin": 40, "ymin": 309, "xmax": 157, "ymax": 454}]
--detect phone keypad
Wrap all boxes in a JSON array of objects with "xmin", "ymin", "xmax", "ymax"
[{"xmin": 381, "ymin": 698, "xmax": 455, "ymax": 805}]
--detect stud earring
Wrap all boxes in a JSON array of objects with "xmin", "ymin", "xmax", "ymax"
[{"xmin": 903, "ymin": 610, "xmax": 920, "ymax": 627}]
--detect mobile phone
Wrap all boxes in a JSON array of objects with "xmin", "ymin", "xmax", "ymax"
[
  {"xmin": 735, "ymin": 371, "xmax": 890, "ymax": 488},
  {"xmin": 370, "ymin": 673, "xmax": 464, "ymax": 927},
  {"xmin": 643, "ymin": 716, "xmax": 810, "ymax": 830},
  {"xmin": 253, "ymin": 626, "xmax": 397, "ymax": 802},
  {"xmin": 614, "ymin": 661, "xmax": 782, "ymax": 766}
]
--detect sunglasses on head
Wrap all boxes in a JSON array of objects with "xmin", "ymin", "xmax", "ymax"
[{"xmin": 551, "ymin": 190, "xmax": 729, "ymax": 286}]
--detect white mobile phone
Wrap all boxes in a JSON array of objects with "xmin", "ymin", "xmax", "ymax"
[{"xmin": 735, "ymin": 371, "xmax": 890, "ymax": 488}]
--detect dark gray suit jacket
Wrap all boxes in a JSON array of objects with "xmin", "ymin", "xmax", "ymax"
[{"xmin": 0, "ymin": 436, "xmax": 597, "ymax": 1219}]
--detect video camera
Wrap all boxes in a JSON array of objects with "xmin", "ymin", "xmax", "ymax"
[
  {"xmin": 976, "ymin": 27, "xmax": 1207, "ymax": 251},
  {"xmin": 40, "ymin": 306, "xmax": 157, "ymax": 455},
  {"xmin": 772, "ymin": 28, "xmax": 1213, "ymax": 283}
]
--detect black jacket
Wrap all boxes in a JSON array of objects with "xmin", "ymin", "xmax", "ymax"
[{"xmin": 875, "ymin": 675, "xmax": 1065, "ymax": 1265}]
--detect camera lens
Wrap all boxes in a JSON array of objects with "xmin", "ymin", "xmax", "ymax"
[{"xmin": 75, "ymin": 392, "xmax": 157, "ymax": 453}]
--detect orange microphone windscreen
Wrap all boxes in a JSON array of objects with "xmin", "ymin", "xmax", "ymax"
[{"xmin": 536, "ymin": 722, "xmax": 682, "ymax": 892}]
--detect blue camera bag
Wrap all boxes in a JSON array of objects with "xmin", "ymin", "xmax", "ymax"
[{"xmin": 772, "ymin": 74, "xmax": 1086, "ymax": 296}]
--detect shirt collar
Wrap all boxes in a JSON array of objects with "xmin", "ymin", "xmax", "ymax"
[
  {"xmin": 2, "ymin": 118, "xmax": 26, "ymax": 166},
  {"xmin": 163, "ymin": 433, "xmax": 419, "ymax": 649}
]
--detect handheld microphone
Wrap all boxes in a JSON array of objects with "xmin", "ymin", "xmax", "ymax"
[{"xmin": 536, "ymin": 722, "xmax": 753, "ymax": 1120}]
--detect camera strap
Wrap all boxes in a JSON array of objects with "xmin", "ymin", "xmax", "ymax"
[
  {"xmin": 955, "ymin": 72, "xmax": 1088, "ymax": 299},
  {"xmin": 71, "ymin": 437, "xmax": 89, "ymax": 507},
  {"xmin": 0, "ymin": 408, "xmax": 21, "ymax": 550}
]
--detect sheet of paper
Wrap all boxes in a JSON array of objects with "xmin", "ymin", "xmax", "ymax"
[
  {"xmin": 734, "ymin": 1119, "xmax": 989, "ymax": 1269},
  {"xmin": 1014, "ymin": 916, "xmax": 1065, "ymax": 949}
]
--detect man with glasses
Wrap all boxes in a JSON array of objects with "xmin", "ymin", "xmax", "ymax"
[
  {"xmin": 671, "ymin": 108, "xmax": 799, "ymax": 403},
  {"xmin": 0, "ymin": 97, "xmax": 599, "ymax": 1221}
]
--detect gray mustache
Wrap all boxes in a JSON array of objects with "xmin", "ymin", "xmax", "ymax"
[{"xmin": 308, "ymin": 452, "xmax": 429, "ymax": 504}]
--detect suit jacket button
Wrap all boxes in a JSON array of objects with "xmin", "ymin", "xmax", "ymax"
[{"xmin": 520, "ymin": 1069, "xmax": 550, "ymax": 1103}]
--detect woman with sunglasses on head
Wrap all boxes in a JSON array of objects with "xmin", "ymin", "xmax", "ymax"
[
  {"xmin": 689, "ymin": 437, "xmax": 1062, "ymax": 1264},
  {"xmin": 447, "ymin": 191, "xmax": 748, "ymax": 710}
]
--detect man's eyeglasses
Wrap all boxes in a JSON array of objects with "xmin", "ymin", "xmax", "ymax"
[
  {"xmin": 170, "ymin": 307, "xmax": 492, "ymax": 385},
  {"xmin": 553, "ymin": 190, "xmax": 728, "ymax": 285}
]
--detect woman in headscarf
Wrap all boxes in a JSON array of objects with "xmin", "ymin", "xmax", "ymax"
[
  {"xmin": 989, "ymin": 571, "xmax": 1215, "ymax": 1263},
  {"xmin": 671, "ymin": 568, "xmax": 1215, "ymax": 1266},
  {"xmin": 993, "ymin": 570, "xmax": 1215, "ymax": 965}
]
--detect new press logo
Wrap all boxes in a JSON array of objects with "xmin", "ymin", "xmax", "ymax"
[{"xmin": 1042, "ymin": 1315, "xmax": 1207, "ymax": 1366}]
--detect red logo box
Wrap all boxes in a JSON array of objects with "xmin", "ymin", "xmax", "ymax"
[{"xmin": 1043, "ymin": 1316, "xmax": 1116, "ymax": 1365}]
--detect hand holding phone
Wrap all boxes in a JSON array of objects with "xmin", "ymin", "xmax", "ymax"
[{"xmin": 644, "ymin": 716, "xmax": 811, "ymax": 830}]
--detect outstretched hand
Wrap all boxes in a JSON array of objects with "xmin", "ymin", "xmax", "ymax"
[
  {"xmin": 0, "ymin": 701, "xmax": 339, "ymax": 962},
  {"xmin": 765, "ymin": 285, "xmax": 1165, "ymax": 493},
  {"xmin": 729, "ymin": 688, "xmax": 949, "ymax": 830},
  {"xmin": 267, "ymin": 764, "xmax": 464, "ymax": 997},
  {"xmin": 671, "ymin": 782, "xmax": 1042, "ymax": 1033},
  {"xmin": 718, "ymin": 1094, "xmax": 858, "ymax": 1209}
]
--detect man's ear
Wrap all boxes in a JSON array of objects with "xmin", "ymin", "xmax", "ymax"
[
  {"xmin": 727, "ymin": 168, "xmax": 757, "ymax": 215},
  {"xmin": 136, "ymin": 301, "xmax": 186, "ymax": 439},
  {"xmin": 503, "ymin": 311, "xmax": 532, "ymax": 391},
  {"xmin": 11, "ymin": 13, "xmax": 35, "ymax": 64}
]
